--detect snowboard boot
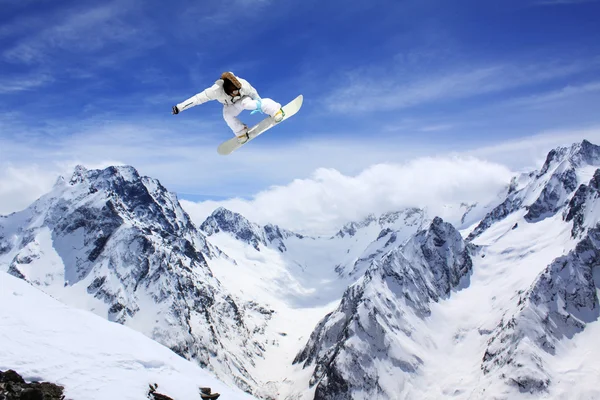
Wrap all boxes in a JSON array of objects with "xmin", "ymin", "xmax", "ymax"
[
  {"xmin": 236, "ymin": 126, "xmax": 250, "ymax": 144},
  {"xmin": 272, "ymin": 108, "xmax": 285, "ymax": 123}
]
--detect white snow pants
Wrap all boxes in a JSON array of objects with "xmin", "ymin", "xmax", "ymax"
[{"xmin": 223, "ymin": 97, "xmax": 281, "ymax": 135}]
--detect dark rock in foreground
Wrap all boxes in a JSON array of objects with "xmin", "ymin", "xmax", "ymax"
[{"xmin": 0, "ymin": 370, "xmax": 64, "ymax": 400}]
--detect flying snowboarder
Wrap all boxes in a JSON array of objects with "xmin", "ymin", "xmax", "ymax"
[{"xmin": 171, "ymin": 71, "xmax": 285, "ymax": 144}]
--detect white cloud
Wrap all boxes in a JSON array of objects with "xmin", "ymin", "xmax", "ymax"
[
  {"xmin": 176, "ymin": 0, "xmax": 274, "ymax": 39},
  {"xmin": 181, "ymin": 157, "xmax": 514, "ymax": 236}
]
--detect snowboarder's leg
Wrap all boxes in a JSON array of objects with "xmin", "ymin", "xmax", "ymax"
[
  {"xmin": 258, "ymin": 98, "xmax": 282, "ymax": 117},
  {"xmin": 223, "ymin": 104, "xmax": 246, "ymax": 134},
  {"xmin": 222, "ymin": 104, "xmax": 249, "ymax": 143},
  {"xmin": 239, "ymin": 97, "xmax": 284, "ymax": 122}
]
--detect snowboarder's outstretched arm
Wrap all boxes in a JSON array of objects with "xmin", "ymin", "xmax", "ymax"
[{"xmin": 172, "ymin": 83, "xmax": 221, "ymax": 114}]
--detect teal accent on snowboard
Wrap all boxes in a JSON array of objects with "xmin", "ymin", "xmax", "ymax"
[{"xmin": 217, "ymin": 95, "xmax": 303, "ymax": 155}]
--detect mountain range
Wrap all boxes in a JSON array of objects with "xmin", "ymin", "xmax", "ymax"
[{"xmin": 2, "ymin": 140, "xmax": 600, "ymax": 399}]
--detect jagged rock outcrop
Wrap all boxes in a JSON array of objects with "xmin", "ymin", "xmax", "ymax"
[
  {"xmin": 524, "ymin": 165, "xmax": 577, "ymax": 222},
  {"xmin": 0, "ymin": 370, "xmax": 64, "ymax": 400}
]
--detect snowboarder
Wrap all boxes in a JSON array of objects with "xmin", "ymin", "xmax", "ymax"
[{"xmin": 171, "ymin": 72, "xmax": 285, "ymax": 143}]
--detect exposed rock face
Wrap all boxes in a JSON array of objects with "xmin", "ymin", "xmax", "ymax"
[
  {"xmin": 564, "ymin": 169, "xmax": 600, "ymax": 237},
  {"xmin": 524, "ymin": 167, "xmax": 577, "ymax": 222},
  {"xmin": 0, "ymin": 370, "xmax": 65, "ymax": 400}
]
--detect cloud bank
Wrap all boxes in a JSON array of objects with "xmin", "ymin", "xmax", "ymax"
[{"xmin": 181, "ymin": 156, "xmax": 514, "ymax": 236}]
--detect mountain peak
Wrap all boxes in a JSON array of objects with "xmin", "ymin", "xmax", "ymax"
[
  {"xmin": 201, "ymin": 207, "xmax": 266, "ymax": 250},
  {"xmin": 201, "ymin": 207, "xmax": 253, "ymax": 235},
  {"xmin": 200, "ymin": 207, "xmax": 303, "ymax": 252},
  {"xmin": 69, "ymin": 165, "xmax": 88, "ymax": 185},
  {"xmin": 469, "ymin": 140, "xmax": 600, "ymax": 238},
  {"xmin": 65, "ymin": 165, "xmax": 142, "ymax": 187},
  {"xmin": 569, "ymin": 139, "xmax": 600, "ymax": 168},
  {"xmin": 540, "ymin": 140, "xmax": 600, "ymax": 176}
]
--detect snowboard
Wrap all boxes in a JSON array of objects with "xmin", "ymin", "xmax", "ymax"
[{"xmin": 217, "ymin": 94, "xmax": 303, "ymax": 155}]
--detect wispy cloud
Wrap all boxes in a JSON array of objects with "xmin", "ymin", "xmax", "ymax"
[
  {"xmin": 3, "ymin": 1, "xmax": 154, "ymax": 65},
  {"xmin": 504, "ymin": 81, "xmax": 600, "ymax": 108},
  {"xmin": 419, "ymin": 124, "xmax": 455, "ymax": 132},
  {"xmin": 0, "ymin": 117, "xmax": 433, "ymax": 199},
  {"xmin": 0, "ymin": 73, "xmax": 53, "ymax": 93},
  {"xmin": 323, "ymin": 58, "xmax": 599, "ymax": 114},
  {"xmin": 176, "ymin": 0, "xmax": 274, "ymax": 37}
]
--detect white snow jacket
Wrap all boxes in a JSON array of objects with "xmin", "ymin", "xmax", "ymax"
[{"xmin": 176, "ymin": 72, "xmax": 260, "ymax": 111}]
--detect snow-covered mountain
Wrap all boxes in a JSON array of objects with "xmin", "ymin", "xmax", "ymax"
[
  {"xmin": 3, "ymin": 139, "xmax": 600, "ymax": 400},
  {"xmin": 283, "ymin": 139, "xmax": 600, "ymax": 399},
  {"xmin": 293, "ymin": 217, "xmax": 474, "ymax": 400},
  {"xmin": 0, "ymin": 165, "xmax": 272, "ymax": 394}
]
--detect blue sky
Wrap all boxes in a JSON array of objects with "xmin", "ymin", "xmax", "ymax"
[{"xmin": 1, "ymin": 0, "xmax": 600, "ymax": 227}]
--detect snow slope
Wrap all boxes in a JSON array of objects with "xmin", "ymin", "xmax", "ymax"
[{"xmin": 0, "ymin": 271, "xmax": 257, "ymax": 400}]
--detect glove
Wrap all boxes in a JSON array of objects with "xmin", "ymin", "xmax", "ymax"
[
  {"xmin": 172, "ymin": 105, "xmax": 179, "ymax": 115},
  {"xmin": 250, "ymin": 99, "xmax": 263, "ymax": 115}
]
